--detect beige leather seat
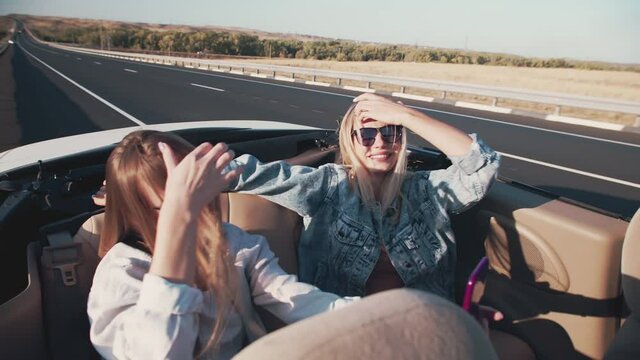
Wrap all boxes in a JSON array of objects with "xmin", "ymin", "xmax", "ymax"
[
  {"xmin": 604, "ymin": 208, "xmax": 640, "ymax": 359},
  {"xmin": 219, "ymin": 192, "xmax": 302, "ymax": 331},
  {"xmin": 219, "ymin": 193, "xmax": 300, "ymax": 276},
  {"xmin": 73, "ymin": 212, "xmax": 103, "ymax": 254}
]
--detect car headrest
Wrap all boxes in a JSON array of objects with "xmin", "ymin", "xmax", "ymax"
[
  {"xmin": 622, "ymin": 208, "xmax": 640, "ymax": 313},
  {"xmin": 75, "ymin": 193, "xmax": 300, "ymax": 278},
  {"xmin": 73, "ymin": 212, "xmax": 104, "ymax": 254},
  {"xmin": 234, "ymin": 288, "xmax": 498, "ymax": 360}
]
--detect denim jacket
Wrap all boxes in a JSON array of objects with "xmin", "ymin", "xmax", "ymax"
[{"xmin": 229, "ymin": 134, "xmax": 499, "ymax": 299}]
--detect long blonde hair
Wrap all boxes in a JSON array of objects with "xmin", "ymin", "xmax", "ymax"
[
  {"xmin": 338, "ymin": 104, "xmax": 408, "ymax": 212},
  {"xmin": 100, "ymin": 130, "xmax": 236, "ymax": 356}
]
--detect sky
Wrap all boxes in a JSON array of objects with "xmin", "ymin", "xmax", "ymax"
[{"xmin": 1, "ymin": 0, "xmax": 638, "ymax": 64}]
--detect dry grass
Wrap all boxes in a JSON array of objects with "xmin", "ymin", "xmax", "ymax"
[
  {"xmin": 240, "ymin": 59, "xmax": 640, "ymax": 102},
  {"xmin": 237, "ymin": 59, "xmax": 640, "ymax": 125}
]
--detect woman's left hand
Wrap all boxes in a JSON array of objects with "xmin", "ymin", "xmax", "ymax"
[
  {"xmin": 473, "ymin": 304, "xmax": 504, "ymax": 335},
  {"xmin": 352, "ymin": 93, "xmax": 416, "ymax": 127},
  {"xmin": 354, "ymin": 93, "xmax": 473, "ymax": 156}
]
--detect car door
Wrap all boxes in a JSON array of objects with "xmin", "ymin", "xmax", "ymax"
[{"xmin": 453, "ymin": 179, "xmax": 629, "ymax": 359}]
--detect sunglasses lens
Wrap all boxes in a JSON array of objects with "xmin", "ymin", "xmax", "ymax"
[
  {"xmin": 380, "ymin": 126, "xmax": 396, "ymax": 142},
  {"xmin": 382, "ymin": 125, "xmax": 402, "ymax": 143},
  {"xmin": 354, "ymin": 125, "xmax": 402, "ymax": 146},
  {"xmin": 359, "ymin": 128, "xmax": 377, "ymax": 146}
]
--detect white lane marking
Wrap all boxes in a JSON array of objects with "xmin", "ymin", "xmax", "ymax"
[
  {"xmin": 312, "ymin": 109, "xmax": 324, "ymax": 114},
  {"xmin": 76, "ymin": 57, "xmax": 82, "ymax": 60},
  {"xmin": 545, "ymin": 114, "xmax": 624, "ymax": 131},
  {"xmin": 289, "ymin": 104, "xmax": 300, "ymax": 108},
  {"xmin": 124, "ymin": 68, "xmax": 137, "ymax": 73},
  {"xmin": 94, "ymin": 61, "xmax": 102, "ymax": 65},
  {"xmin": 274, "ymin": 75, "xmax": 296, "ymax": 82},
  {"xmin": 499, "ymin": 151, "xmax": 640, "ymax": 189},
  {"xmin": 31, "ymin": 46, "xmax": 60, "ymax": 56},
  {"xmin": 18, "ymin": 43, "xmax": 146, "ymax": 126},
  {"xmin": 343, "ymin": 85, "xmax": 375, "ymax": 93},
  {"xmin": 305, "ymin": 80, "xmax": 331, "ymax": 87},
  {"xmin": 392, "ymin": 92, "xmax": 434, "ymax": 102},
  {"xmin": 190, "ymin": 83, "xmax": 225, "ymax": 92},
  {"xmin": 455, "ymin": 101, "xmax": 512, "ymax": 114},
  {"xmin": 76, "ymin": 56, "xmax": 355, "ymax": 100}
]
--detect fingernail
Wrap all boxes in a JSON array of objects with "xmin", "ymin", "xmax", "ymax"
[{"xmin": 158, "ymin": 142, "xmax": 166, "ymax": 151}]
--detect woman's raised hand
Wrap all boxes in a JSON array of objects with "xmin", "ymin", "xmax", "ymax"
[
  {"xmin": 158, "ymin": 141, "xmax": 243, "ymax": 213},
  {"xmin": 354, "ymin": 93, "xmax": 472, "ymax": 156},
  {"xmin": 352, "ymin": 93, "xmax": 416, "ymax": 127},
  {"xmin": 151, "ymin": 141, "xmax": 242, "ymax": 285}
]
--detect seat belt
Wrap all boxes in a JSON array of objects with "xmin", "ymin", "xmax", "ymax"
[{"xmin": 41, "ymin": 230, "xmax": 100, "ymax": 360}]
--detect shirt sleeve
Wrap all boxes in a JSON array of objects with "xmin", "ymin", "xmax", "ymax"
[
  {"xmin": 423, "ymin": 134, "xmax": 500, "ymax": 214},
  {"xmin": 87, "ymin": 246, "xmax": 204, "ymax": 360},
  {"xmin": 226, "ymin": 154, "xmax": 336, "ymax": 217},
  {"xmin": 230, "ymin": 226, "xmax": 358, "ymax": 323}
]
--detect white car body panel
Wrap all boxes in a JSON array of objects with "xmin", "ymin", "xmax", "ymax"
[{"xmin": 0, "ymin": 120, "xmax": 318, "ymax": 173}]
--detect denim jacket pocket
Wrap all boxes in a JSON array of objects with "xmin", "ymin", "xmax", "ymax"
[
  {"xmin": 329, "ymin": 214, "xmax": 372, "ymax": 283},
  {"xmin": 330, "ymin": 215, "xmax": 368, "ymax": 247},
  {"xmin": 388, "ymin": 221, "xmax": 446, "ymax": 285}
]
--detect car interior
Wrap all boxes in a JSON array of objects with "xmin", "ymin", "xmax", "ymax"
[{"xmin": 0, "ymin": 126, "xmax": 635, "ymax": 360}]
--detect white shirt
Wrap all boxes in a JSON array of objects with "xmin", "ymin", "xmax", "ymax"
[{"xmin": 88, "ymin": 223, "xmax": 357, "ymax": 359}]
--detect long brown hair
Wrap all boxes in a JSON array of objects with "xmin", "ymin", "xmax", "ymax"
[
  {"xmin": 100, "ymin": 130, "xmax": 236, "ymax": 356},
  {"xmin": 338, "ymin": 104, "xmax": 408, "ymax": 212}
]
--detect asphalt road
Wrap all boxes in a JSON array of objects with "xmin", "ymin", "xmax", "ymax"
[{"xmin": 3, "ymin": 32, "xmax": 640, "ymax": 219}]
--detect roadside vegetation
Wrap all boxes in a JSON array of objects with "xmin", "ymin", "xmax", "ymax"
[
  {"xmin": 18, "ymin": 14, "xmax": 639, "ymax": 73},
  {"xmin": 0, "ymin": 16, "xmax": 12, "ymax": 41}
]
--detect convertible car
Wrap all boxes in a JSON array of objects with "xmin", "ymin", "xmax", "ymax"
[{"xmin": 0, "ymin": 121, "xmax": 636, "ymax": 359}]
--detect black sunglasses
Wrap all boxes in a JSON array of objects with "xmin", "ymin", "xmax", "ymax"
[{"xmin": 352, "ymin": 125, "xmax": 403, "ymax": 146}]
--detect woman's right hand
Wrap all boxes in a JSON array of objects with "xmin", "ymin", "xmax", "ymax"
[
  {"xmin": 150, "ymin": 141, "xmax": 243, "ymax": 285},
  {"xmin": 158, "ymin": 141, "xmax": 243, "ymax": 213}
]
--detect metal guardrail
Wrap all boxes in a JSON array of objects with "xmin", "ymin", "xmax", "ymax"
[{"xmin": 50, "ymin": 43, "xmax": 640, "ymax": 117}]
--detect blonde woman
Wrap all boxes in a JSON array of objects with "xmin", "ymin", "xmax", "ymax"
[
  {"xmin": 87, "ymin": 130, "xmax": 357, "ymax": 360},
  {"xmin": 229, "ymin": 93, "xmax": 500, "ymax": 300}
]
